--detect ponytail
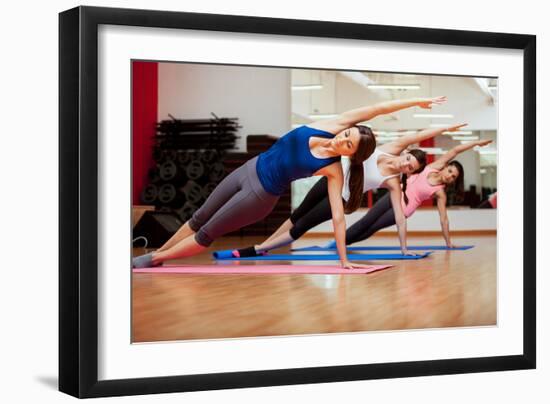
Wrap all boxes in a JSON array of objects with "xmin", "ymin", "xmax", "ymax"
[
  {"xmin": 345, "ymin": 161, "xmax": 365, "ymax": 213},
  {"xmin": 344, "ymin": 125, "xmax": 376, "ymax": 213},
  {"xmin": 402, "ymin": 174, "xmax": 410, "ymax": 205},
  {"xmin": 447, "ymin": 160, "xmax": 465, "ymax": 202}
]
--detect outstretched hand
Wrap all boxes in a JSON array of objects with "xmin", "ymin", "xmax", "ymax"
[
  {"xmin": 401, "ymin": 250, "xmax": 418, "ymax": 257},
  {"xmin": 476, "ymin": 139, "xmax": 493, "ymax": 147},
  {"xmin": 418, "ymin": 96, "xmax": 447, "ymax": 109},
  {"xmin": 341, "ymin": 261, "xmax": 372, "ymax": 270},
  {"xmin": 445, "ymin": 123, "xmax": 468, "ymax": 132}
]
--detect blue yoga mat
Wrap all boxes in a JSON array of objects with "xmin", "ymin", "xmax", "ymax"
[
  {"xmin": 292, "ymin": 245, "xmax": 474, "ymax": 252},
  {"xmin": 213, "ymin": 251, "xmax": 432, "ymax": 261}
]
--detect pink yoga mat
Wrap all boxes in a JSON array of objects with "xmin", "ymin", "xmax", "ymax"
[{"xmin": 132, "ymin": 264, "xmax": 392, "ymax": 275}]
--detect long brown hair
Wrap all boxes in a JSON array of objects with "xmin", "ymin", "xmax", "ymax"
[
  {"xmin": 344, "ymin": 125, "xmax": 376, "ymax": 213},
  {"xmin": 446, "ymin": 160, "xmax": 465, "ymax": 202},
  {"xmin": 402, "ymin": 149, "xmax": 427, "ymax": 205}
]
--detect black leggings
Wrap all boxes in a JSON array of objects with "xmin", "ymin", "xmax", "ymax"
[
  {"xmin": 345, "ymin": 192, "xmax": 396, "ymax": 245},
  {"xmin": 289, "ymin": 178, "xmax": 396, "ymax": 244},
  {"xmin": 477, "ymin": 200, "xmax": 493, "ymax": 209},
  {"xmin": 289, "ymin": 177, "xmax": 336, "ymax": 239}
]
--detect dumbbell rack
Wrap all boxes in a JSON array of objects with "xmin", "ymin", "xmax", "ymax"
[
  {"xmin": 140, "ymin": 115, "xmax": 240, "ymax": 223},
  {"xmin": 139, "ymin": 121, "xmax": 292, "ymax": 241}
]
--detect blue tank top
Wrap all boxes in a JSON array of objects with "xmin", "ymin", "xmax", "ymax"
[{"xmin": 256, "ymin": 125, "xmax": 341, "ymax": 195}]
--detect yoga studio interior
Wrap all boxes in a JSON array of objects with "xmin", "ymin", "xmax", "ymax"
[{"xmin": 131, "ymin": 61, "xmax": 497, "ymax": 343}]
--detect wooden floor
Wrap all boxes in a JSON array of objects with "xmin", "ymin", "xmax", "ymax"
[{"xmin": 132, "ymin": 234, "xmax": 496, "ymax": 343}]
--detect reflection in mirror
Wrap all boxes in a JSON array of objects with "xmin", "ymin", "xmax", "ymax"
[{"xmin": 290, "ymin": 70, "xmax": 497, "ymax": 210}]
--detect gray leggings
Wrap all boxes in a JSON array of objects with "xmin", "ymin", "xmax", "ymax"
[{"xmin": 188, "ymin": 156, "xmax": 279, "ymax": 246}]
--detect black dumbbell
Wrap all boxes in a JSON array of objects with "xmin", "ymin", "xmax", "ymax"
[
  {"xmin": 165, "ymin": 149, "xmax": 178, "ymax": 162},
  {"xmin": 158, "ymin": 183, "xmax": 177, "ymax": 205},
  {"xmin": 159, "ymin": 161, "xmax": 179, "ymax": 181},
  {"xmin": 175, "ymin": 202, "xmax": 198, "ymax": 222},
  {"xmin": 209, "ymin": 162, "xmax": 225, "ymax": 182},
  {"xmin": 200, "ymin": 149, "xmax": 218, "ymax": 163},
  {"xmin": 140, "ymin": 184, "xmax": 158, "ymax": 204},
  {"xmin": 185, "ymin": 159, "xmax": 205, "ymax": 181},
  {"xmin": 177, "ymin": 149, "xmax": 191, "ymax": 165},
  {"xmin": 182, "ymin": 181, "xmax": 202, "ymax": 204},
  {"xmin": 148, "ymin": 167, "xmax": 161, "ymax": 183},
  {"xmin": 201, "ymin": 182, "xmax": 217, "ymax": 199}
]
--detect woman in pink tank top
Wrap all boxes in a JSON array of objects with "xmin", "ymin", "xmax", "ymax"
[
  {"xmin": 342, "ymin": 138, "xmax": 492, "ymax": 249},
  {"xmin": 478, "ymin": 192, "xmax": 497, "ymax": 209}
]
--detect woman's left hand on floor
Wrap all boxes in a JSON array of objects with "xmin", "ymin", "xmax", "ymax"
[{"xmin": 341, "ymin": 261, "xmax": 373, "ymax": 269}]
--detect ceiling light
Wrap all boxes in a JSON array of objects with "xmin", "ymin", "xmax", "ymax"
[
  {"xmin": 418, "ymin": 147, "xmax": 445, "ymax": 155},
  {"xmin": 291, "ymin": 84, "xmax": 323, "ymax": 91},
  {"xmin": 452, "ymin": 136, "xmax": 479, "ymax": 141},
  {"xmin": 443, "ymin": 130, "xmax": 473, "ymax": 135},
  {"xmin": 477, "ymin": 149, "xmax": 497, "ymax": 155},
  {"xmin": 375, "ymin": 131, "xmax": 409, "ymax": 137},
  {"xmin": 308, "ymin": 113, "xmax": 338, "ymax": 119}
]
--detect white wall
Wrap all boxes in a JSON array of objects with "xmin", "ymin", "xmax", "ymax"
[
  {"xmin": 293, "ymin": 72, "xmax": 497, "ymax": 131},
  {"xmin": 455, "ymin": 150, "xmax": 481, "ymax": 193},
  {"xmin": 3, "ymin": 1, "xmax": 547, "ymax": 404},
  {"xmin": 310, "ymin": 207, "xmax": 496, "ymax": 233},
  {"xmin": 158, "ymin": 63, "xmax": 291, "ymax": 151}
]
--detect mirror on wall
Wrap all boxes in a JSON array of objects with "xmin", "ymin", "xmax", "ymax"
[{"xmin": 290, "ymin": 69, "xmax": 497, "ymax": 210}]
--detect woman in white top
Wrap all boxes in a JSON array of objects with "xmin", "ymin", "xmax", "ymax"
[{"xmin": 232, "ymin": 123, "xmax": 467, "ymax": 258}]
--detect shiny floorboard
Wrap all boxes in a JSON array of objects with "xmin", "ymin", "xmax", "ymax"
[{"xmin": 132, "ymin": 235, "xmax": 496, "ymax": 343}]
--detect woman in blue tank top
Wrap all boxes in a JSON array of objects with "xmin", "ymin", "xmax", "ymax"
[{"xmin": 133, "ymin": 96, "xmax": 446, "ymax": 269}]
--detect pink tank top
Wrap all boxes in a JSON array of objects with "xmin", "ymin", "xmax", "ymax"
[
  {"xmin": 489, "ymin": 192, "xmax": 497, "ymax": 208},
  {"xmin": 401, "ymin": 167, "xmax": 444, "ymax": 218}
]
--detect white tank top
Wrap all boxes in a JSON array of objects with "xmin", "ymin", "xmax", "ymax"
[{"xmin": 342, "ymin": 148, "xmax": 400, "ymax": 201}]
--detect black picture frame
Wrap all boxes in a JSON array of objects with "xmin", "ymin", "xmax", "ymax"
[{"xmin": 59, "ymin": 5, "xmax": 536, "ymax": 398}]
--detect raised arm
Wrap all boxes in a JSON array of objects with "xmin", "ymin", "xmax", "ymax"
[
  {"xmin": 310, "ymin": 96, "xmax": 447, "ymax": 134},
  {"xmin": 434, "ymin": 189, "xmax": 454, "ymax": 248},
  {"xmin": 430, "ymin": 139, "xmax": 492, "ymax": 170},
  {"xmin": 380, "ymin": 123, "xmax": 467, "ymax": 155}
]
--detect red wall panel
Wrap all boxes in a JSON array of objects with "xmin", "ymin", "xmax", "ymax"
[{"xmin": 132, "ymin": 61, "xmax": 158, "ymax": 204}]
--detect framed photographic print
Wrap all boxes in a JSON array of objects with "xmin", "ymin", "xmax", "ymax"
[{"xmin": 59, "ymin": 5, "xmax": 536, "ymax": 398}]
